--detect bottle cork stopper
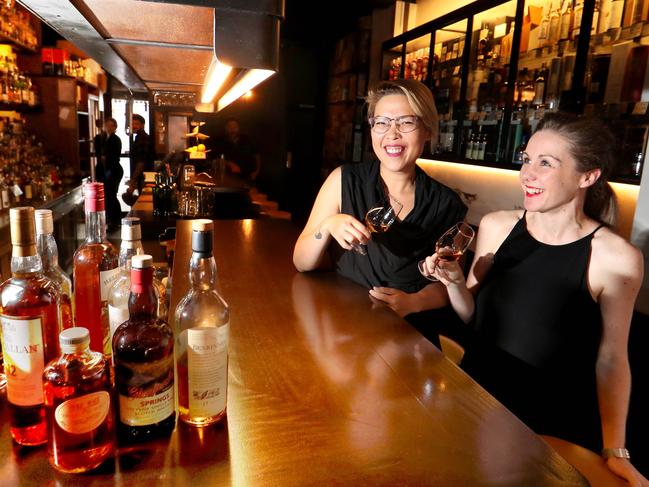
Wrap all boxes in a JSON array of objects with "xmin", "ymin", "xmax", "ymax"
[
  {"xmin": 121, "ymin": 217, "xmax": 142, "ymax": 241},
  {"xmin": 131, "ymin": 254, "xmax": 153, "ymax": 269},
  {"xmin": 10, "ymin": 207, "xmax": 37, "ymax": 257},
  {"xmin": 192, "ymin": 219, "xmax": 213, "ymax": 232},
  {"xmin": 35, "ymin": 209, "xmax": 54, "ymax": 235}
]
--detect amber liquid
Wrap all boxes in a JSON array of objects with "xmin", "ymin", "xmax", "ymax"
[
  {"xmin": 73, "ymin": 243, "xmax": 118, "ymax": 355},
  {"xmin": 0, "ymin": 273, "xmax": 60, "ymax": 445},
  {"xmin": 177, "ymin": 353, "xmax": 227, "ymax": 426},
  {"xmin": 60, "ymin": 293, "xmax": 73, "ymax": 330},
  {"xmin": 366, "ymin": 221, "xmax": 390, "ymax": 234},
  {"xmin": 43, "ymin": 355, "xmax": 114, "ymax": 473},
  {"xmin": 113, "ymin": 316, "xmax": 176, "ymax": 443}
]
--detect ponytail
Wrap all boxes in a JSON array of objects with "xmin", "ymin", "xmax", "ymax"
[{"xmin": 584, "ymin": 179, "xmax": 616, "ymax": 226}]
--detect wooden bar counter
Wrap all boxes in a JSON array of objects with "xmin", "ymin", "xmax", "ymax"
[{"xmin": 0, "ymin": 218, "xmax": 588, "ymax": 486}]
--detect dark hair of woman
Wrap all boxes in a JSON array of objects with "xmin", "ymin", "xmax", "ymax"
[{"xmin": 535, "ymin": 112, "xmax": 618, "ymax": 224}]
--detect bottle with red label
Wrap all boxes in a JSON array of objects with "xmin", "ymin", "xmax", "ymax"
[
  {"xmin": 43, "ymin": 327, "xmax": 114, "ymax": 473},
  {"xmin": 73, "ymin": 182, "xmax": 119, "ymax": 357},
  {"xmin": 0, "ymin": 206, "xmax": 61, "ymax": 446},
  {"xmin": 113, "ymin": 254, "xmax": 175, "ymax": 444}
]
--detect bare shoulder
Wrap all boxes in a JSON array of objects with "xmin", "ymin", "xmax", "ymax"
[
  {"xmin": 591, "ymin": 227, "xmax": 644, "ymax": 281},
  {"xmin": 474, "ymin": 210, "xmax": 523, "ymax": 255},
  {"xmin": 478, "ymin": 210, "xmax": 523, "ymax": 240}
]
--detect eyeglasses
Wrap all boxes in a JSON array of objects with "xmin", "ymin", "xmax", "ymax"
[{"xmin": 369, "ymin": 115, "xmax": 419, "ymax": 134}]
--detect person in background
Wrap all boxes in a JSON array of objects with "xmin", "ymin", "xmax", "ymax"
[
  {"xmin": 220, "ymin": 118, "xmax": 261, "ymax": 184},
  {"xmin": 95, "ymin": 117, "xmax": 123, "ymax": 231},
  {"xmin": 93, "ymin": 118, "xmax": 107, "ymax": 163},
  {"xmin": 420, "ymin": 113, "xmax": 648, "ymax": 486},
  {"xmin": 293, "ymin": 79, "xmax": 467, "ymax": 347},
  {"xmin": 126, "ymin": 114, "xmax": 153, "ymax": 198}
]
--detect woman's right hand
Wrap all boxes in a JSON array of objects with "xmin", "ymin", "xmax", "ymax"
[
  {"xmin": 420, "ymin": 253, "xmax": 466, "ymax": 287},
  {"xmin": 325, "ymin": 214, "xmax": 371, "ymax": 250}
]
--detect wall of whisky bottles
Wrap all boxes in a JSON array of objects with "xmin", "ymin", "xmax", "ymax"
[{"xmin": 381, "ymin": 0, "xmax": 649, "ymax": 183}]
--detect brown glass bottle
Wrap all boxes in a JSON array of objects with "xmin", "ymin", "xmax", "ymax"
[
  {"xmin": 113, "ymin": 254, "xmax": 175, "ymax": 443},
  {"xmin": 0, "ymin": 207, "xmax": 61, "ymax": 446},
  {"xmin": 43, "ymin": 327, "xmax": 114, "ymax": 473},
  {"xmin": 73, "ymin": 182, "xmax": 119, "ymax": 356}
]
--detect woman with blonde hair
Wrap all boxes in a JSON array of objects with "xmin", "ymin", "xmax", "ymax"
[{"xmin": 293, "ymin": 79, "xmax": 466, "ymax": 344}]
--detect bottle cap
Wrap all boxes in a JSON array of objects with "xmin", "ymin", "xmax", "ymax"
[
  {"xmin": 131, "ymin": 254, "xmax": 153, "ymax": 292},
  {"xmin": 83, "ymin": 182, "xmax": 105, "ymax": 212},
  {"xmin": 35, "ymin": 209, "xmax": 54, "ymax": 235},
  {"xmin": 121, "ymin": 217, "xmax": 142, "ymax": 241},
  {"xmin": 191, "ymin": 219, "xmax": 213, "ymax": 254},
  {"xmin": 131, "ymin": 254, "xmax": 153, "ymax": 269},
  {"xmin": 60, "ymin": 327, "xmax": 90, "ymax": 353},
  {"xmin": 9, "ymin": 207, "xmax": 37, "ymax": 257}
]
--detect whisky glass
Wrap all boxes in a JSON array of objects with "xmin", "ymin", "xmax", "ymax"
[
  {"xmin": 418, "ymin": 222, "xmax": 475, "ymax": 282},
  {"xmin": 352, "ymin": 199, "xmax": 403, "ymax": 255}
]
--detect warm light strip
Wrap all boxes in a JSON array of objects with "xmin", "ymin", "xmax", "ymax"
[
  {"xmin": 216, "ymin": 69, "xmax": 274, "ymax": 111},
  {"xmin": 418, "ymin": 158, "xmax": 641, "ymax": 193},
  {"xmin": 201, "ymin": 58, "xmax": 233, "ymax": 103}
]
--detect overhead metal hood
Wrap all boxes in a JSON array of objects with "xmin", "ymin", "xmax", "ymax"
[{"xmin": 17, "ymin": 0, "xmax": 284, "ymax": 111}]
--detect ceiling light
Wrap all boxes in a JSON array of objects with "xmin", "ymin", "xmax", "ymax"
[
  {"xmin": 201, "ymin": 59, "xmax": 232, "ymax": 103},
  {"xmin": 217, "ymin": 69, "xmax": 273, "ymax": 111}
]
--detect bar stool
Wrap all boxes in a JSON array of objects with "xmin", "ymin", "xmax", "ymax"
[
  {"xmin": 439, "ymin": 335, "xmax": 465, "ymax": 365},
  {"xmin": 541, "ymin": 435, "xmax": 628, "ymax": 487}
]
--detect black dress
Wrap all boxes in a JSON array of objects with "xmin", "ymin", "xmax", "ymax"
[
  {"xmin": 331, "ymin": 160, "xmax": 467, "ymax": 345},
  {"xmin": 462, "ymin": 211, "xmax": 605, "ymax": 452}
]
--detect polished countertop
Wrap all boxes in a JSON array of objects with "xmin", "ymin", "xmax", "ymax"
[{"xmin": 0, "ymin": 218, "xmax": 588, "ymax": 486}]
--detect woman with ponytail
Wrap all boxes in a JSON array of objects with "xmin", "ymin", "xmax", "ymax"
[{"xmin": 420, "ymin": 112, "xmax": 647, "ymax": 485}]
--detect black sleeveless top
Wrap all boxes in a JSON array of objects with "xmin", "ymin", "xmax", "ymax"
[
  {"xmin": 462, "ymin": 212, "xmax": 605, "ymax": 451},
  {"xmin": 332, "ymin": 160, "xmax": 467, "ymax": 292}
]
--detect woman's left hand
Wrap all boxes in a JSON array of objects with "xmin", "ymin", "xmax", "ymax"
[
  {"xmin": 369, "ymin": 287, "xmax": 417, "ymax": 317},
  {"xmin": 605, "ymin": 457, "xmax": 649, "ymax": 486}
]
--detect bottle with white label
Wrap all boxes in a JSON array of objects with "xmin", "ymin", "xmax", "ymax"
[
  {"xmin": 108, "ymin": 217, "xmax": 166, "ymax": 356},
  {"xmin": 113, "ymin": 254, "xmax": 175, "ymax": 443},
  {"xmin": 0, "ymin": 206, "xmax": 61, "ymax": 446},
  {"xmin": 174, "ymin": 219, "xmax": 229, "ymax": 426},
  {"xmin": 73, "ymin": 182, "xmax": 119, "ymax": 357},
  {"xmin": 43, "ymin": 327, "xmax": 114, "ymax": 473}
]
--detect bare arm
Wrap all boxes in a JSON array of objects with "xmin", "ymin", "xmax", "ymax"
[
  {"xmin": 293, "ymin": 167, "xmax": 370, "ymax": 272},
  {"xmin": 592, "ymin": 236, "xmax": 647, "ymax": 485},
  {"xmin": 420, "ymin": 211, "xmax": 519, "ymax": 323}
]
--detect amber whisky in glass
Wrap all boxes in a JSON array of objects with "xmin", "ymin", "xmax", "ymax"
[
  {"xmin": 174, "ymin": 219, "xmax": 229, "ymax": 426},
  {"xmin": 113, "ymin": 254, "xmax": 175, "ymax": 443},
  {"xmin": 73, "ymin": 182, "xmax": 119, "ymax": 356},
  {"xmin": 0, "ymin": 207, "xmax": 61, "ymax": 445},
  {"xmin": 43, "ymin": 327, "xmax": 114, "ymax": 473}
]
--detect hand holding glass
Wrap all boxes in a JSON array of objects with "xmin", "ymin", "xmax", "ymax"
[
  {"xmin": 352, "ymin": 200, "xmax": 403, "ymax": 255},
  {"xmin": 418, "ymin": 222, "xmax": 475, "ymax": 281}
]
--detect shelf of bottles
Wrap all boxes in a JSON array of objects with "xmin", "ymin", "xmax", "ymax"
[
  {"xmin": 0, "ymin": 44, "xmax": 39, "ymax": 110},
  {"xmin": 0, "ymin": 1, "xmax": 38, "ymax": 53},
  {"xmin": 0, "ymin": 113, "xmax": 62, "ymax": 211},
  {"xmin": 382, "ymin": 0, "xmax": 649, "ymax": 182}
]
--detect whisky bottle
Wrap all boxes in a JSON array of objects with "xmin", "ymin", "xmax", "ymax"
[
  {"xmin": 35, "ymin": 209, "xmax": 73, "ymax": 330},
  {"xmin": 113, "ymin": 254, "xmax": 175, "ymax": 443},
  {"xmin": 107, "ymin": 217, "xmax": 144, "ymax": 349},
  {"xmin": 43, "ymin": 327, "xmax": 114, "ymax": 473},
  {"xmin": 73, "ymin": 182, "xmax": 119, "ymax": 356},
  {"xmin": 174, "ymin": 220, "xmax": 229, "ymax": 426},
  {"xmin": 0, "ymin": 206, "xmax": 61, "ymax": 445},
  {"xmin": 108, "ymin": 217, "xmax": 168, "ymax": 354}
]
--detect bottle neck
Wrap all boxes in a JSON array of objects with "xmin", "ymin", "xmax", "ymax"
[
  {"xmin": 85, "ymin": 210, "xmax": 107, "ymax": 243},
  {"xmin": 61, "ymin": 344, "xmax": 92, "ymax": 355},
  {"xmin": 128, "ymin": 267, "xmax": 157, "ymax": 318},
  {"xmin": 119, "ymin": 239, "xmax": 144, "ymax": 269},
  {"xmin": 11, "ymin": 252, "xmax": 43, "ymax": 276},
  {"xmin": 189, "ymin": 251, "xmax": 217, "ymax": 291},
  {"xmin": 36, "ymin": 232, "xmax": 60, "ymax": 272}
]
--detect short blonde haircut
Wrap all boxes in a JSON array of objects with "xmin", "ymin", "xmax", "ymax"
[{"xmin": 366, "ymin": 79, "xmax": 439, "ymax": 147}]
